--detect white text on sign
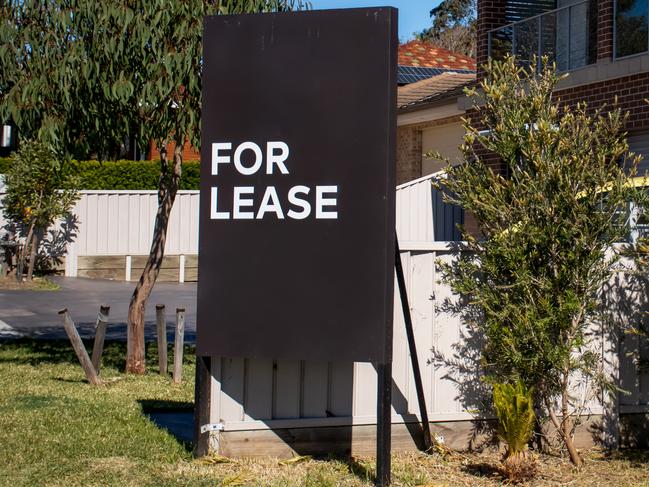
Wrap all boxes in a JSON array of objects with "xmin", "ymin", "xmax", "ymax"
[{"xmin": 210, "ymin": 141, "xmax": 338, "ymax": 220}]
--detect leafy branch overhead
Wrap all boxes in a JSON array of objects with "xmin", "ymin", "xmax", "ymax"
[
  {"xmin": 0, "ymin": 0, "xmax": 311, "ymax": 160},
  {"xmin": 0, "ymin": 0, "xmax": 311, "ymax": 374}
]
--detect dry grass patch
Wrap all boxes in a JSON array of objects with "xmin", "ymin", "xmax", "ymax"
[
  {"xmin": 0, "ymin": 275, "xmax": 60, "ymax": 290},
  {"xmin": 156, "ymin": 449, "xmax": 649, "ymax": 486}
]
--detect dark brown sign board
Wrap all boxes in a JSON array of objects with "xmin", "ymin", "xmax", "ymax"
[{"xmin": 197, "ymin": 7, "xmax": 397, "ymax": 363}]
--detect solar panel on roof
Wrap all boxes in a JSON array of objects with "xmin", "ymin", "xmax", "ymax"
[{"xmin": 397, "ymin": 65, "xmax": 474, "ymax": 85}]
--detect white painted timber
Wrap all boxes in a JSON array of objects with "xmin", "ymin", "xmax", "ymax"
[{"xmin": 0, "ymin": 189, "xmax": 199, "ymax": 277}]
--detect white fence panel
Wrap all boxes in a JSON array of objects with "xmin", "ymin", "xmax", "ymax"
[
  {"xmin": 68, "ymin": 190, "xmax": 199, "ymax": 258},
  {"xmin": 0, "ymin": 188, "xmax": 199, "ymax": 278}
]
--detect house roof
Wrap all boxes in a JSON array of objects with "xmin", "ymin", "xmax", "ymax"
[
  {"xmin": 398, "ymin": 40, "xmax": 476, "ymax": 71},
  {"xmin": 397, "ymin": 72, "xmax": 476, "ymax": 111}
]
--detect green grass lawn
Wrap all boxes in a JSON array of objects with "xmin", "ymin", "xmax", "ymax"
[
  {"xmin": 0, "ymin": 339, "xmax": 198, "ymax": 486},
  {"xmin": 2, "ymin": 339, "xmax": 649, "ymax": 487}
]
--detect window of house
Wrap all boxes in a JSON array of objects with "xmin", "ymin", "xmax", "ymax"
[
  {"xmin": 625, "ymin": 131, "xmax": 649, "ymax": 242},
  {"xmin": 615, "ymin": 0, "xmax": 649, "ymax": 58}
]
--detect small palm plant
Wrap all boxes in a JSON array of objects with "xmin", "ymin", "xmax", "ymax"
[{"xmin": 493, "ymin": 381, "xmax": 536, "ymax": 481}]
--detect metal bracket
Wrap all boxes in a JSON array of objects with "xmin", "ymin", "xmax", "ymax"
[{"xmin": 200, "ymin": 423, "xmax": 225, "ymax": 434}]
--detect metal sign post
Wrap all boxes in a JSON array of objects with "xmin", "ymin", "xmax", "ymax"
[
  {"xmin": 395, "ymin": 237, "xmax": 433, "ymax": 453},
  {"xmin": 376, "ymin": 361, "xmax": 393, "ymax": 486}
]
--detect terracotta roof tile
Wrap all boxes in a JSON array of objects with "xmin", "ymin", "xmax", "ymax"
[
  {"xmin": 398, "ymin": 40, "xmax": 476, "ymax": 71},
  {"xmin": 397, "ymin": 72, "xmax": 476, "ymax": 110}
]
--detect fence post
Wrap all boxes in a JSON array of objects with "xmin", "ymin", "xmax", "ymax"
[
  {"xmin": 179, "ymin": 254, "xmax": 186, "ymax": 283},
  {"xmin": 173, "ymin": 308, "xmax": 185, "ymax": 384},
  {"xmin": 91, "ymin": 305, "xmax": 110, "ymax": 374},
  {"xmin": 125, "ymin": 255, "xmax": 132, "ymax": 281},
  {"xmin": 156, "ymin": 304, "xmax": 168, "ymax": 375},
  {"xmin": 58, "ymin": 308, "xmax": 101, "ymax": 385}
]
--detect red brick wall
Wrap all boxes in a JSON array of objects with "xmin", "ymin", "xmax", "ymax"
[
  {"xmin": 396, "ymin": 125, "xmax": 422, "ymax": 184},
  {"xmin": 468, "ymin": 72, "xmax": 649, "ymax": 177},
  {"xmin": 556, "ymin": 73, "xmax": 649, "ymax": 131},
  {"xmin": 148, "ymin": 139, "xmax": 200, "ymax": 162},
  {"xmin": 597, "ymin": 0, "xmax": 614, "ymax": 60},
  {"xmin": 476, "ymin": 0, "xmax": 507, "ymax": 79}
]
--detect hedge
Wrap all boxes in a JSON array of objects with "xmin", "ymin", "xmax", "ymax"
[{"xmin": 0, "ymin": 157, "xmax": 201, "ymax": 190}]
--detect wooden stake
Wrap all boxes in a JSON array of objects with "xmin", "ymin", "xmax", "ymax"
[
  {"xmin": 58, "ymin": 308, "xmax": 101, "ymax": 385},
  {"xmin": 173, "ymin": 308, "xmax": 185, "ymax": 384},
  {"xmin": 156, "ymin": 304, "xmax": 168, "ymax": 375},
  {"xmin": 91, "ymin": 305, "xmax": 110, "ymax": 374}
]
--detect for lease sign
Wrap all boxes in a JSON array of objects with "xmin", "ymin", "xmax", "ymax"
[
  {"xmin": 209, "ymin": 141, "xmax": 338, "ymax": 221},
  {"xmin": 197, "ymin": 8, "xmax": 397, "ymax": 362}
]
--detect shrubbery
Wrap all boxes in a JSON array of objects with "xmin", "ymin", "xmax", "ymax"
[
  {"xmin": 434, "ymin": 57, "xmax": 645, "ymax": 467},
  {"xmin": 0, "ymin": 157, "xmax": 201, "ymax": 190},
  {"xmin": 493, "ymin": 381, "xmax": 537, "ymax": 481},
  {"xmin": 3, "ymin": 141, "xmax": 79, "ymax": 279}
]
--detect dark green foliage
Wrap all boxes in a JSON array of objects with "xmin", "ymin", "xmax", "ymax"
[
  {"xmin": 417, "ymin": 0, "xmax": 476, "ymax": 57},
  {"xmin": 433, "ymin": 57, "xmax": 646, "ymax": 464},
  {"xmin": 437, "ymin": 57, "xmax": 642, "ymax": 395},
  {"xmin": 2, "ymin": 157, "xmax": 200, "ymax": 190},
  {"xmin": 0, "ymin": 0, "xmax": 311, "ymax": 159},
  {"xmin": 69, "ymin": 160, "xmax": 201, "ymax": 191},
  {"xmin": 2, "ymin": 141, "xmax": 78, "ymax": 229}
]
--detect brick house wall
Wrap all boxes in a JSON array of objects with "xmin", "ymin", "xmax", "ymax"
[
  {"xmin": 396, "ymin": 114, "xmax": 466, "ymax": 184},
  {"xmin": 468, "ymin": 0, "xmax": 649, "ymax": 237},
  {"xmin": 147, "ymin": 139, "xmax": 200, "ymax": 162},
  {"xmin": 597, "ymin": 0, "xmax": 614, "ymax": 61},
  {"xmin": 556, "ymin": 73, "xmax": 649, "ymax": 131},
  {"xmin": 397, "ymin": 125, "xmax": 423, "ymax": 184},
  {"xmin": 476, "ymin": 0, "xmax": 649, "ymax": 148},
  {"xmin": 476, "ymin": 0, "xmax": 507, "ymax": 79}
]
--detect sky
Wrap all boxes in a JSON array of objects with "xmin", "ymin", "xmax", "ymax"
[{"xmin": 310, "ymin": 0, "xmax": 442, "ymax": 42}]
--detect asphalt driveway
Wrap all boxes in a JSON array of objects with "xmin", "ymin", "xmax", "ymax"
[{"xmin": 0, "ymin": 277, "xmax": 197, "ymax": 342}]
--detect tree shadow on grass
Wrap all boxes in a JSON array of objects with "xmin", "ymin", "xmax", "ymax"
[
  {"xmin": 604, "ymin": 448, "xmax": 649, "ymax": 463},
  {"xmin": 0, "ymin": 338, "xmax": 76, "ymax": 363},
  {"xmin": 0, "ymin": 338, "xmax": 130, "ymax": 371},
  {"xmin": 347, "ymin": 457, "xmax": 375, "ymax": 484}
]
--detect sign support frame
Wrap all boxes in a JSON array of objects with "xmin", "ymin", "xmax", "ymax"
[
  {"xmin": 376, "ymin": 361, "xmax": 393, "ymax": 487},
  {"xmin": 395, "ymin": 236, "xmax": 434, "ymax": 452}
]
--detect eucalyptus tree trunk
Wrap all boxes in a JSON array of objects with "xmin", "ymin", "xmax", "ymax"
[
  {"xmin": 126, "ymin": 144, "xmax": 182, "ymax": 374},
  {"xmin": 26, "ymin": 229, "xmax": 42, "ymax": 281},
  {"xmin": 16, "ymin": 220, "xmax": 36, "ymax": 282}
]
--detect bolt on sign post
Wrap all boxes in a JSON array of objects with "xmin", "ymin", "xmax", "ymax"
[{"xmin": 196, "ymin": 8, "xmax": 397, "ymax": 485}]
